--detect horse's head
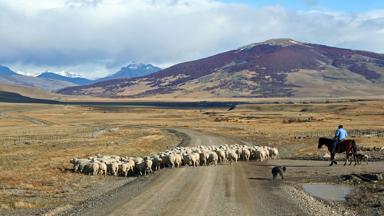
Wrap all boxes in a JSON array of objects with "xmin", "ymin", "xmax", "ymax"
[{"xmin": 318, "ymin": 138, "xmax": 324, "ymax": 149}]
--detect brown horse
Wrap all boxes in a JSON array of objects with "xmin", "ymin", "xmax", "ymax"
[{"xmin": 318, "ymin": 137, "xmax": 357, "ymax": 166}]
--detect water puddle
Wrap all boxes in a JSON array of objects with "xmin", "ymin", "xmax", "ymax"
[{"xmin": 303, "ymin": 183, "xmax": 352, "ymax": 201}]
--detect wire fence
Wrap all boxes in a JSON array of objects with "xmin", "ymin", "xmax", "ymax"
[
  {"xmin": 0, "ymin": 127, "xmax": 117, "ymax": 146},
  {"xmin": 293, "ymin": 129, "xmax": 384, "ymax": 138}
]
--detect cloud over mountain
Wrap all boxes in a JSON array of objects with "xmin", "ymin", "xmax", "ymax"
[{"xmin": 0, "ymin": 0, "xmax": 383, "ymax": 78}]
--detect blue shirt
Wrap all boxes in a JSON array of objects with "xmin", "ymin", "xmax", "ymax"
[{"xmin": 335, "ymin": 128, "xmax": 348, "ymax": 140}]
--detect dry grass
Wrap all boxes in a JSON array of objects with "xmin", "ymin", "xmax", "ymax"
[
  {"xmin": 0, "ymin": 104, "xmax": 181, "ymax": 209},
  {"xmin": 0, "ymin": 99, "xmax": 383, "ymax": 210}
]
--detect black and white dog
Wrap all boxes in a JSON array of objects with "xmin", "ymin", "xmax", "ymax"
[
  {"xmin": 272, "ymin": 166, "xmax": 286, "ymax": 180},
  {"xmin": 355, "ymin": 153, "xmax": 369, "ymax": 165}
]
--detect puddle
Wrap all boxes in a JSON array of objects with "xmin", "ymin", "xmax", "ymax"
[{"xmin": 303, "ymin": 183, "xmax": 352, "ymax": 201}]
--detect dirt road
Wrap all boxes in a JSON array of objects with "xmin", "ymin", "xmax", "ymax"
[{"xmin": 64, "ymin": 128, "xmax": 383, "ymax": 216}]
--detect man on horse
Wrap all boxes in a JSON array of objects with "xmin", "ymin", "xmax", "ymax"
[{"xmin": 332, "ymin": 125, "xmax": 348, "ymax": 154}]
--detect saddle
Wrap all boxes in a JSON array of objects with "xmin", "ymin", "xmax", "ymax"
[{"xmin": 336, "ymin": 139, "xmax": 347, "ymax": 151}]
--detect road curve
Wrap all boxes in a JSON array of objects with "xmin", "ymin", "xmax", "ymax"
[{"xmin": 70, "ymin": 128, "xmax": 309, "ymax": 216}]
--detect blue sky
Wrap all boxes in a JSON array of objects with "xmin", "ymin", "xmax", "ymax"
[
  {"xmin": 0, "ymin": 0, "xmax": 383, "ymax": 78},
  {"xmin": 221, "ymin": 0, "xmax": 384, "ymax": 12}
]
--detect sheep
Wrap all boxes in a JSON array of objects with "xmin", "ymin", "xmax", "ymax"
[
  {"xmin": 119, "ymin": 160, "xmax": 135, "ymax": 176},
  {"xmin": 183, "ymin": 153, "xmax": 199, "ymax": 167},
  {"xmin": 70, "ymin": 158, "xmax": 90, "ymax": 173},
  {"xmin": 88, "ymin": 162, "xmax": 100, "ymax": 176},
  {"xmin": 268, "ymin": 147, "xmax": 279, "ymax": 159},
  {"xmin": 105, "ymin": 161, "xmax": 120, "ymax": 176},
  {"xmin": 164, "ymin": 154, "xmax": 176, "ymax": 168},
  {"xmin": 98, "ymin": 162, "xmax": 108, "ymax": 176},
  {"xmin": 226, "ymin": 150, "xmax": 238, "ymax": 165},
  {"xmin": 208, "ymin": 152, "xmax": 218, "ymax": 166},
  {"xmin": 134, "ymin": 157, "xmax": 144, "ymax": 174},
  {"xmin": 199, "ymin": 152, "xmax": 209, "ymax": 166},
  {"xmin": 71, "ymin": 144, "xmax": 279, "ymax": 177},
  {"xmin": 174, "ymin": 154, "xmax": 182, "ymax": 168},
  {"xmin": 144, "ymin": 159, "xmax": 153, "ymax": 175},
  {"xmin": 216, "ymin": 150, "xmax": 226, "ymax": 163},
  {"xmin": 135, "ymin": 161, "xmax": 146, "ymax": 176},
  {"xmin": 152, "ymin": 155, "xmax": 163, "ymax": 171},
  {"xmin": 241, "ymin": 148, "xmax": 251, "ymax": 161},
  {"xmin": 119, "ymin": 162, "xmax": 130, "ymax": 177}
]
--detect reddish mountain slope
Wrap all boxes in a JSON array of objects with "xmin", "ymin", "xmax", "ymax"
[{"xmin": 58, "ymin": 39, "xmax": 384, "ymax": 98}]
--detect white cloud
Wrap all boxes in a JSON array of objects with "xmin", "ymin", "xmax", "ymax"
[{"xmin": 0, "ymin": 0, "xmax": 383, "ymax": 78}]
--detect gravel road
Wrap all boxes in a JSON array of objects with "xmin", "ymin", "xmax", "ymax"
[{"xmin": 62, "ymin": 128, "xmax": 367, "ymax": 216}]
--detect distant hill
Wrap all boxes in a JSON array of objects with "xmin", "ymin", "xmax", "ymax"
[
  {"xmin": 58, "ymin": 39, "xmax": 384, "ymax": 98},
  {"xmin": 38, "ymin": 72, "xmax": 93, "ymax": 85},
  {"xmin": 0, "ymin": 91, "xmax": 60, "ymax": 104},
  {"xmin": 0, "ymin": 65, "xmax": 76, "ymax": 91},
  {"xmin": 95, "ymin": 63, "xmax": 161, "ymax": 82},
  {"xmin": 0, "ymin": 65, "xmax": 19, "ymax": 76},
  {"xmin": 0, "ymin": 83, "xmax": 63, "ymax": 100}
]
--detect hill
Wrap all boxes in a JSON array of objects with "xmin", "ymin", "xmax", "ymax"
[
  {"xmin": 38, "ymin": 72, "xmax": 93, "ymax": 85},
  {"xmin": 58, "ymin": 39, "xmax": 384, "ymax": 98}
]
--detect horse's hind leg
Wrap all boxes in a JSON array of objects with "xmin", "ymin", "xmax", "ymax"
[{"xmin": 344, "ymin": 153, "xmax": 348, "ymax": 166}]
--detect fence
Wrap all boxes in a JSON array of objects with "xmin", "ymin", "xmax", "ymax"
[
  {"xmin": 293, "ymin": 129, "xmax": 384, "ymax": 138},
  {"xmin": 0, "ymin": 127, "xmax": 117, "ymax": 146}
]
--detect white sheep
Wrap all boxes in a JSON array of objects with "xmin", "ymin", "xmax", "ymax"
[
  {"xmin": 119, "ymin": 162, "xmax": 130, "ymax": 177},
  {"xmin": 241, "ymin": 148, "xmax": 251, "ymax": 161},
  {"xmin": 71, "ymin": 144, "xmax": 280, "ymax": 177},
  {"xmin": 98, "ymin": 162, "xmax": 107, "ymax": 176},
  {"xmin": 216, "ymin": 150, "xmax": 226, "ymax": 163},
  {"xmin": 174, "ymin": 154, "xmax": 182, "ymax": 168},
  {"xmin": 226, "ymin": 150, "xmax": 238, "ymax": 165},
  {"xmin": 268, "ymin": 147, "xmax": 279, "ymax": 159},
  {"xmin": 88, "ymin": 162, "xmax": 100, "ymax": 176},
  {"xmin": 144, "ymin": 159, "xmax": 153, "ymax": 175}
]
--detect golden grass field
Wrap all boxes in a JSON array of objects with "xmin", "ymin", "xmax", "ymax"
[{"xmin": 0, "ymin": 99, "xmax": 383, "ymax": 210}]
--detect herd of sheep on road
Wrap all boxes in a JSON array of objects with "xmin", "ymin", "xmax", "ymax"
[{"xmin": 70, "ymin": 144, "xmax": 279, "ymax": 177}]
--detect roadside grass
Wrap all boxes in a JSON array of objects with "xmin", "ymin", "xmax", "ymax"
[{"xmin": 0, "ymin": 99, "xmax": 383, "ymax": 210}]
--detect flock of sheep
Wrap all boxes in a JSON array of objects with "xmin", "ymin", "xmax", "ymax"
[{"xmin": 70, "ymin": 144, "xmax": 279, "ymax": 177}]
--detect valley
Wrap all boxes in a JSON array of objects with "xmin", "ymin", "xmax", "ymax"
[{"xmin": 0, "ymin": 98, "xmax": 383, "ymax": 215}]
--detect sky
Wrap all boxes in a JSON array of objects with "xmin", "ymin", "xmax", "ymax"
[{"xmin": 0, "ymin": 0, "xmax": 384, "ymax": 79}]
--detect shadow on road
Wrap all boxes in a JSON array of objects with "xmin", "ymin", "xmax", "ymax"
[
  {"xmin": 248, "ymin": 177, "xmax": 271, "ymax": 181},
  {"xmin": 251, "ymin": 163, "xmax": 328, "ymax": 168}
]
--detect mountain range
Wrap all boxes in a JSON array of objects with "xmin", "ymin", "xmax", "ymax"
[
  {"xmin": 95, "ymin": 63, "xmax": 161, "ymax": 82},
  {"xmin": 0, "ymin": 63, "xmax": 161, "ymax": 92},
  {"xmin": 0, "ymin": 65, "xmax": 75, "ymax": 91},
  {"xmin": 58, "ymin": 39, "xmax": 384, "ymax": 98}
]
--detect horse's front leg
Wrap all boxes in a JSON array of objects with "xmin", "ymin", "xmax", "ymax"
[{"xmin": 329, "ymin": 153, "xmax": 336, "ymax": 166}]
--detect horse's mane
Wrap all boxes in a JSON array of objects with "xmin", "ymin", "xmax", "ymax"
[{"xmin": 319, "ymin": 137, "xmax": 333, "ymax": 142}]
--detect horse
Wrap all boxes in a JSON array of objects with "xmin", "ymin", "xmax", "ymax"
[{"xmin": 318, "ymin": 137, "xmax": 358, "ymax": 166}]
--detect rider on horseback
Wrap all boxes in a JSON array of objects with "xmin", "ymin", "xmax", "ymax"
[{"xmin": 332, "ymin": 125, "xmax": 348, "ymax": 154}]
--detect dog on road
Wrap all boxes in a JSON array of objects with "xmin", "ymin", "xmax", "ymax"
[
  {"xmin": 272, "ymin": 166, "xmax": 286, "ymax": 180},
  {"xmin": 355, "ymin": 153, "xmax": 369, "ymax": 165}
]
